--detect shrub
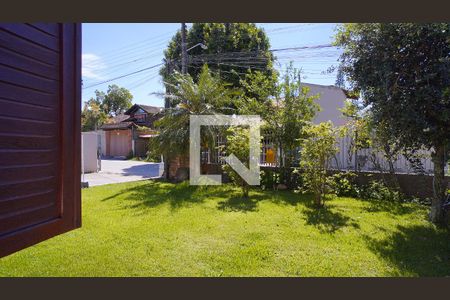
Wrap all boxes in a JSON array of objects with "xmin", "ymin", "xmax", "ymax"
[
  {"xmin": 260, "ymin": 169, "xmax": 280, "ymax": 190},
  {"xmin": 329, "ymin": 171, "xmax": 358, "ymax": 197},
  {"xmin": 299, "ymin": 122, "xmax": 340, "ymax": 207},
  {"xmin": 222, "ymin": 126, "xmax": 260, "ymax": 198},
  {"xmin": 359, "ymin": 180, "xmax": 402, "ymax": 202},
  {"xmin": 146, "ymin": 137, "xmax": 162, "ymax": 162}
]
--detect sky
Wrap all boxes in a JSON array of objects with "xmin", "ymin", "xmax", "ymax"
[{"xmin": 82, "ymin": 23, "xmax": 341, "ymax": 107}]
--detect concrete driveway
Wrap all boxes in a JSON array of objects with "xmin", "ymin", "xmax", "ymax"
[{"xmin": 83, "ymin": 159, "xmax": 163, "ymax": 187}]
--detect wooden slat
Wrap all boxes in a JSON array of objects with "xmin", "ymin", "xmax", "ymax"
[
  {"xmin": 0, "ymin": 190, "xmax": 56, "ymax": 216},
  {"xmin": 0, "ymin": 82, "xmax": 57, "ymax": 108},
  {"xmin": 0, "ymin": 29, "xmax": 58, "ymax": 66},
  {"xmin": 0, "ymin": 117, "xmax": 56, "ymax": 135},
  {"xmin": 0, "ymin": 133, "xmax": 57, "ymax": 150},
  {"xmin": 0, "ymin": 64, "xmax": 59, "ymax": 94},
  {"xmin": 0, "ymin": 149, "xmax": 56, "ymax": 165},
  {"xmin": 27, "ymin": 23, "xmax": 59, "ymax": 37},
  {"xmin": 0, "ymin": 98, "xmax": 55, "ymax": 121},
  {"xmin": 0, "ymin": 204, "xmax": 59, "ymax": 236},
  {"xmin": 0, "ymin": 176, "xmax": 57, "ymax": 202},
  {"xmin": 0, "ymin": 23, "xmax": 59, "ymax": 52},
  {"xmin": 0, "ymin": 163, "xmax": 55, "ymax": 182},
  {"xmin": 0, "ymin": 46, "xmax": 59, "ymax": 80}
]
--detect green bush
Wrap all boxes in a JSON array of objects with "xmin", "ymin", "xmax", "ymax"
[
  {"xmin": 359, "ymin": 180, "xmax": 402, "ymax": 202},
  {"xmin": 260, "ymin": 168, "xmax": 303, "ymax": 190},
  {"xmin": 329, "ymin": 171, "xmax": 358, "ymax": 197},
  {"xmin": 146, "ymin": 137, "xmax": 162, "ymax": 162},
  {"xmin": 260, "ymin": 169, "xmax": 279, "ymax": 190}
]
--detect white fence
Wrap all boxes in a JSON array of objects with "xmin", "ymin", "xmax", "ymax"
[
  {"xmin": 200, "ymin": 133, "xmax": 447, "ymax": 175},
  {"xmin": 330, "ymin": 135, "xmax": 445, "ymax": 174}
]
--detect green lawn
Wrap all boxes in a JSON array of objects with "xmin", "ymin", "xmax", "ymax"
[{"xmin": 1, "ymin": 180, "xmax": 449, "ymax": 277}]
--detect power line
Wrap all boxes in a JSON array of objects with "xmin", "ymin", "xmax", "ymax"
[
  {"xmin": 83, "ymin": 43, "xmax": 338, "ymax": 90},
  {"xmin": 82, "ymin": 63, "xmax": 164, "ymax": 90}
]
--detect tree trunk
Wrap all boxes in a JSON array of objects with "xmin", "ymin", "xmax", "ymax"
[
  {"xmin": 242, "ymin": 184, "xmax": 249, "ymax": 198},
  {"xmin": 354, "ymin": 130, "xmax": 358, "ymax": 172},
  {"xmin": 384, "ymin": 144, "xmax": 400, "ymax": 190},
  {"xmin": 163, "ymin": 155, "xmax": 170, "ymax": 180},
  {"xmin": 430, "ymin": 144, "xmax": 446, "ymax": 225}
]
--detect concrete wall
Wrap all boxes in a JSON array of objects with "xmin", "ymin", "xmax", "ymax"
[{"xmin": 82, "ymin": 132, "xmax": 99, "ymax": 173}]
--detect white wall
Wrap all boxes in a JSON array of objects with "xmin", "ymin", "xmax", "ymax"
[
  {"xmin": 82, "ymin": 132, "xmax": 100, "ymax": 173},
  {"xmin": 302, "ymin": 83, "xmax": 349, "ymax": 127},
  {"xmin": 97, "ymin": 130, "xmax": 106, "ymax": 156}
]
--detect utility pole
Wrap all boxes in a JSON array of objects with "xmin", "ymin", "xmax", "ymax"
[
  {"xmin": 181, "ymin": 23, "xmax": 187, "ymax": 74},
  {"xmin": 164, "ymin": 59, "xmax": 172, "ymax": 109}
]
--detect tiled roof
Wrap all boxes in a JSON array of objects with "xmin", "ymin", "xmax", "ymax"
[
  {"xmin": 125, "ymin": 104, "xmax": 163, "ymax": 115},
  {"xmin": 100, "ymin": 122, "xmax": 136, "ymax": 130}
]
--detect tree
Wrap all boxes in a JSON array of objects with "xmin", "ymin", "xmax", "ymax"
[
  {"xmin": 340, "ymin": 99, "xmax": 371, "ymax": 171},
  {"xmin": 221, "ymin": 126, "xmax": 257, "ymax": 198},
  {"xmin": 81, "ymin": 98, "xmax": 107, "ymax": 132},
  {"xmin": 335, "ymin": 23, "xmax": 450, "ymax": 225},
  {"xmin": 153, "ymin": 65, "xmax": 238, "ymax": 179},
  {"xmin": 96, "ymin": 84, "xmax": 133, "ymax": 117},
  {"xmin": 239, "ymin": 65, "xmax": 320, "ymax": 176},
  {"xmin": 299, "ymin": 122, "xmax": 340, "ymax": 207},
  {"xmin": 161, "ymin": 23, "xmax": 277, "ymax": 106}
]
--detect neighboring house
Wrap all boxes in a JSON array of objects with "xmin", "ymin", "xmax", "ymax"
[
  {"xmin": 100, "ymin": 104, "xmax": 162, "ymax": 158},
  {"xmin": 302, "ymin": 83, "xmax": 349, "ymax": 127}
]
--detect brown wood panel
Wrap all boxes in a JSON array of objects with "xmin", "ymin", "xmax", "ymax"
[
  {"xmin": 26, "ymin": 23, "xmax": 59, "ymax": 37},
  {"xmin": 0, "ymin": 176, "xmax": 57, "ymax": 201},
  {"xmin": 0, "ymin": 204, "xmax": 59, "ymax": 236},
  {"xmin": 0, "ymin": 29, "xmax": 58, "ymax": 66},
  {"xmin": 0, "ymin": 98, "xmax": 55, "ymax": 121},
  {"xmin": 0, "ymin": 46, "xmax": 59, "ymax": 80},
  {"xmin": 0, "ymin": 64, "xmax": 59, "ymax": 94},
  {"xmin": 0, "ymin": 116, "xmax": 57, "ymax": 135},
  {"xmin": 0, "ymin": 23, "xmax": 59, "ymax": 52},
  {"xmin": 0, "ymin": 23, "xmax": 81, "ymax": 258},
  {"xmin": 0, "ymin": 133, "xmax": 56, "ymax": 149},
  {"xmin": 0, "ymin": 163, "xmax": 55, "ymax": 182},
  {"xmin": 0, "ymin": 149, "xmax": 55, "ymax": 165},
  {"xmin": 0, "ymin": 82, "xmax": 57, "ymax": 108},
  {"xmin": 0, "ymin": 189, "xmax": 56, "ymax": 216}
]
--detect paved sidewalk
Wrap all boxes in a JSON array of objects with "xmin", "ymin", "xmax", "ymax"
[{"xmin": 83, "ymin": 159, "xmax": 163, "ymax": 187}]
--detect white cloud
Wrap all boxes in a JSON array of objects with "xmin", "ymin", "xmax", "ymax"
[{"xmin": 82, "ymin": 53, "xmax": 106, "ymax": 80}]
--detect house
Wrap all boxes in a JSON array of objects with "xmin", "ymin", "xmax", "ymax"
[
  {"xmin": 100, "ymin": 104, "xmax": 162, "ymax": 158},
  {"xmin": 302, "ymin": 83, "xmax": 349, "ymax": 127}
]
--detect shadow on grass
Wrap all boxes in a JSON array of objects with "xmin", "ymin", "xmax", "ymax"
[
  {"xmin": 217, "ymin": 194, "xmax": 264, "ymax": 212},
  {"xmin": 302, "ymin": 203, "xmax": 360, "ymax": 234},
  {"xmin": 362, "ymin": 199, "xmax": 418, "ymax": 216},
  {"xmin": 101, "ymin": 180, "xmax": 207, "ymax": 211},
  {"xmin": 363, "ymin": 225, "xmax": 450, "ymax": 276},
  {"xmin": 216, "ymin": 188, "xmax": 310, "ymax": 212}
]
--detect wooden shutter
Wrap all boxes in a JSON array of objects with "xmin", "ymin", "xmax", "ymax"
[{"xmin": 0, "ymin": 23, "xmax": 81, "ymax": 257}]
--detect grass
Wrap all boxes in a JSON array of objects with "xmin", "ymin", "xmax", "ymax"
[{"xmin": 0, "ymin": 180, "xmax": 449, "ymax": 277}]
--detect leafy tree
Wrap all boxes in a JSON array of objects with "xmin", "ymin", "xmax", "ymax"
[
  {"xmin": 240, "ymin": 65, "xmax": 320, "ymax": 175},
  {"xmin": 340, "ymin": 99, "xmax": 371, "ymax": 171},
  {"xmin": 96, "ymin": 84, "xmax": 133, "ymax": 117},
  {"xmin": 221, "ymin": 126, "xmax": 257, "ymax": 198},
  {"xmin": 161, "ymin": 23, "xmax": 277, "ymax": 106},
  {"xmin": 81, "ymin": 98, "xmax": 107, "ymax": 132},
  {"xmin": 153, "ymin": 65, "xmax": 238, "ymax": 179},
  {"xmin": 299, "ymin": 122, "xmax": 341, "ymax": 207},
  {"xmin": 335, "ymin": 23, "xmax": 450, "ymax": 224}
]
